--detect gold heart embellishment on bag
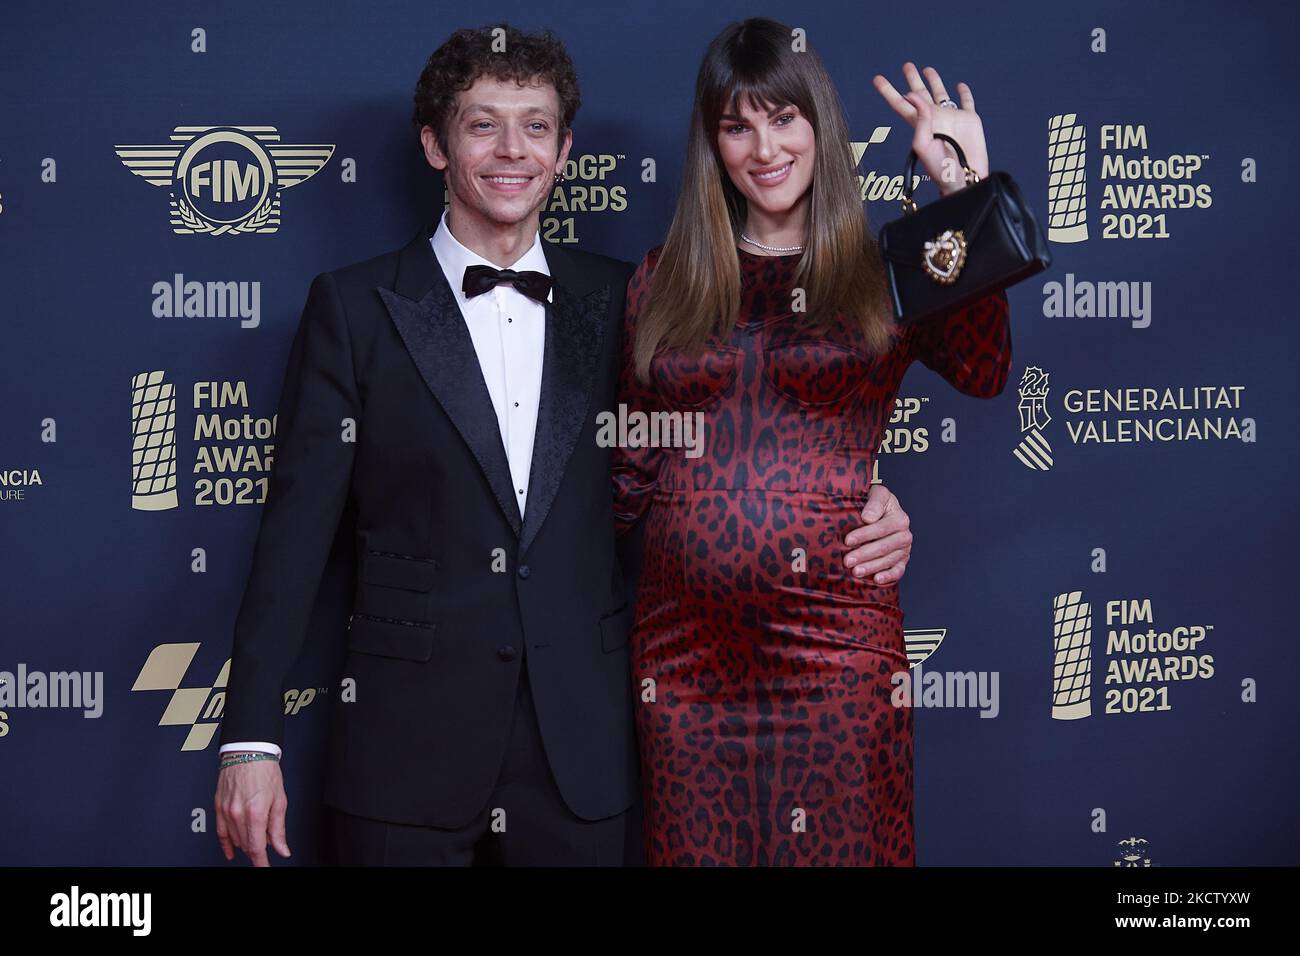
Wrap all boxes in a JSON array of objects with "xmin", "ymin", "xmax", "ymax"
[{"xmin": 922, "ymin": 229, "xmax": 967, "ymax": 284}]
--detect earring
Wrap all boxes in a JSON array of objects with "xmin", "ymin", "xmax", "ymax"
[{"xmin": 554, "ymin": 172, "xmax": 566, "ymax": 184}]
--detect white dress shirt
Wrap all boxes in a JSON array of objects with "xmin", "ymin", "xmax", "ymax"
[{"xmin": 220, "ymin": 210, "xmax": 550, "ymax": 759}]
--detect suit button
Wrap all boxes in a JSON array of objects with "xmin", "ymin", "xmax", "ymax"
[
  {"xmin": 517, "ymin": 565, "xmax": 531, "ymax": 578},
  {"xmin": 498, "ymin": 646, "xmax": 517, "ymax": 662}
]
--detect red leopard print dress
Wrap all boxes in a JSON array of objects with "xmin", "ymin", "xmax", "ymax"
[{"xmin": 612, "ymin": 244, "xmax": 1012, "ymax": 866}]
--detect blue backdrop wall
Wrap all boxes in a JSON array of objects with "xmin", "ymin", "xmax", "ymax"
[{"xmin": 1, "ymin": 0, "xmax": 1296, "ymax": 865}]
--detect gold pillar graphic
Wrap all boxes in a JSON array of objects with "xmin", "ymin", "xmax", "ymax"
[
  {"xmin": 1047, "ymin": 113, "xmax": 1088, "ymax": 243},
  {"xmin": 1052, "ymin": 590, "xmax": 1092, "ymax": 719},
  {"xmin": 131, "ymin": 370, "xmax": 178, "ymax": 511}
]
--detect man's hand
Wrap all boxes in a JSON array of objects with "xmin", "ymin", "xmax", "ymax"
[
  {"xmin": 843, "ymin": 482, "xmax": 913, "ymax": 584},
  {"xmin": 215, "ymin": 755, "xmax": 291, "ymax": 866}
]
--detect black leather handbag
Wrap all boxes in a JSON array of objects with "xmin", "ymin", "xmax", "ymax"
[{"xmin": 878, "ymin": 132, "xmax": 1051, "ymax": 325}]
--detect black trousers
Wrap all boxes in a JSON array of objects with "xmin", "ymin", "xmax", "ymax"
[{"xmin": 326, "ymin": 656, "xmax": 636, "ymax": 866}]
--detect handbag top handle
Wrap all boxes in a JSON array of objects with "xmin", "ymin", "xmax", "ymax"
[{"xmin": 900, "ymin": 132, "xmax": 981, "ymax": 214}]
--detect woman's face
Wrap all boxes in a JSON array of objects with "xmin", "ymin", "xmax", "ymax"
[{"xmin": 715, "ymin": 96, "xmax": 815, "ymax": 218}]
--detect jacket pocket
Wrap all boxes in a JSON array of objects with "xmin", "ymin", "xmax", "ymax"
[
  {"xmin": 347, "ymin": 613, "xmax": 436, "ymax": 662},
  {"xmin": 599, "ymin": 604, "xmax": 631, "ymax": 653},
  {"xmin": 361, "ymin": 550, "xmax": 438, "ymax": 591}
]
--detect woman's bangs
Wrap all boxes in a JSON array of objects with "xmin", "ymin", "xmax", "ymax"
[{"xmin": 709, "ymin": 64, "xmax": 805, "ymax": 130}]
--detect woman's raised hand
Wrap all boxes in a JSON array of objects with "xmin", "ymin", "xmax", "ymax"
[{"xmin": 872, "ymin": 62, "xmax": 989, "ymax": 195}]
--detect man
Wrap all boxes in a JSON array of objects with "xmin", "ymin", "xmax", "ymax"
[{"xmin": 214, "ymin": 24, "xmax": 914, "ymax": 866}]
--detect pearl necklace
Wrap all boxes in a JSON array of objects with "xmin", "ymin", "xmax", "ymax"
[{"xmin": 739, "ymin": 232, "xmax": 804, "ymax": 254}]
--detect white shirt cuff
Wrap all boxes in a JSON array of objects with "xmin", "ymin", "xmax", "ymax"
[{"xmin": 219, "ymin": 741, "xmax": 282, "ymax": 758}]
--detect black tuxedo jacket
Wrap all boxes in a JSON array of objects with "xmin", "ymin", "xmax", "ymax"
[{"xmin": 219, "ymin": 222, "xmax": 640, "ymax": 827}]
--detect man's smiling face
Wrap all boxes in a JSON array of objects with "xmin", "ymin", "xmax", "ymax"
[{"xmin": 423, "ymin": 73, "xmax": 572, "ymax": 234}]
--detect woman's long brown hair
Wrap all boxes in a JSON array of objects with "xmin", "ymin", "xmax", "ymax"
[{"xmin": 634, "ymin": 17, "xmax": 894, "ymax": 382}]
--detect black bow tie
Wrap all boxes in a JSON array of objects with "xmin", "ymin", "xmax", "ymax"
[{"xmin": 462, "ymin": 264, "xmax": 553, "ymax": 303}]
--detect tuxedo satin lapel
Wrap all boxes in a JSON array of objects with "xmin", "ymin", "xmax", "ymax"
[
  {"xmin": 518, "ymin": 250, "xmax": 610, "ymax": 557},
  {"xmin": 376, "ymin": 226, "xmax": 522, "ymax": 536}
]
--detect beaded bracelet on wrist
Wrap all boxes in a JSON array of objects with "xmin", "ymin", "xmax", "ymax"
[{"xmin": 219, "ymin": 752, "xmax": 279, "ymax": 768}]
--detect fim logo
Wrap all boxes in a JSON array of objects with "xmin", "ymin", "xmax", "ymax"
[
  {"xmin": 1113, "ymin": 836, "xmax": 1153, "ymax": 867},
  {"xmin": 132, "ymin": 370, "xmax": 177, "ymax": 511},
  {"xmin": 1013, "ymin": 365, "xmax": 1053, "ymax": 471},
  {"xmin": 1052, "ymin": 590, "xmax": 1093, "ymax": 719},
  {"xmin": 132, "ymin": 642, "xmax": 318, "ymax": 751},
  {"xmin": 1047, "ymin": 113, "xmax": 1087, "ymax": 243},
  {"xmin": 903, "ymin": 627, "xmax": 946, "ymax": 668},
  {"xmin": 115, "ymin": 125, "xmax": 333, "ymax": 235}
]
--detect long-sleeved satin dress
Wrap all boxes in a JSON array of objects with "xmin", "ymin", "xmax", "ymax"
[{"xmin": 612, "ymin": 244, "xmax": 1012, "ymax": 866}]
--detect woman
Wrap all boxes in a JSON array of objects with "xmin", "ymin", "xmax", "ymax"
[{"xmin": 612, "ymin": 18, "xmax": 1012, "ymax": 865}]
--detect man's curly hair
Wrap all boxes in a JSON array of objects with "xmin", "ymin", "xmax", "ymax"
[{"xmin": 411, "ymin": 23, "xmax": 581, "ymax": 158}]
